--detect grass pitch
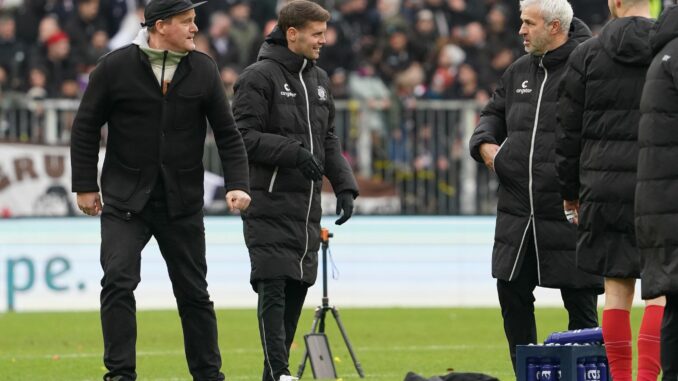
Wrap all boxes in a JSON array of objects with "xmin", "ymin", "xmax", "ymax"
[{"xmin": 0, "ymin": 307, "xmax": 644, "ymax": 381}]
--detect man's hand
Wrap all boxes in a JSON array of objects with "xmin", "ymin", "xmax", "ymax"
[
  {"xmin": 226, "ymin": 190, "xmax": 251, "ymax": 212},
  {"xmin": 479, "ymin": 143, "xmax": 500, "ymax": 171},
  {"xmin": 563, "ymin": 199, "xmax": 580, "ymax": 225},
  {"xmin": 77, "ymin": 192, "xmax": 102, "ymax": 216},
  {"xmin": 335, "ymin": 191, "xmax": 355, "ymax": 225},
  {"xmin": 296, "ymin": 147, "xmax": 323, "ymax": 181}
]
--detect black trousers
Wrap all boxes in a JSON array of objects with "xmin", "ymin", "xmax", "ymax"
[
  {"xmin": 497, "ymin": 234, "xmax": 599, "ymax": 374},
  {"xmin": 100, "ymin": 201, "xmax": 224, "ymax": 381},
  {"xmin": 257, "ymin": 278, "xmax": 309, "ymax": 381},
  {"xmin": 662, "ymin": 293, "xmax": 678, "ymax": 381}
]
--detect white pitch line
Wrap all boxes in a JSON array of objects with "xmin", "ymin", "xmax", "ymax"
[{"xmin": 0, "ymin": 343, "xmax": 504, "ymax": 361}]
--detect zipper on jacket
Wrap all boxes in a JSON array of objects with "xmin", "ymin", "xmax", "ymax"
[
  {"xmin": 509, "ymin": 54, "xmax": 548, "ymax": 283},
  {"xmin": 298, "ymin": 58, "xmax": 314, "ymax": 281},
  {"xmin": 268, "ymin": 166, "xmax": 279, "ymax": 193},
  {"xmin": 160, "ymin": 51, "xmax": 168, "ymax": 95}
]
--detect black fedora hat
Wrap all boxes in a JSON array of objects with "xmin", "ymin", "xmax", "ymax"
[{"xmin": 141, "ymin": 0, "xmax": 206, "ymax": 27}]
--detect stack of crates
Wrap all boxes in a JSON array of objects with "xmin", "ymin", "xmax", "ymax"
[{"xmin": 516, "ymin": 328, "xmax": 610, "ymax": 381}]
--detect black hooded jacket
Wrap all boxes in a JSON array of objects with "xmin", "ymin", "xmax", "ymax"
[
  {"xmin": 232, "ymin": 27, "xmax": 358, "ymax": 288},
  {"xmin": 635, "ymin": 5, "xmax": 678, "ymax": 298},
  {"xmin": 469, "ymin": 19, "xmax": 603, "ymax": 290},
  {"xmin": 555, "ymin": 16, "xmax": 654, "ymax": 278}
]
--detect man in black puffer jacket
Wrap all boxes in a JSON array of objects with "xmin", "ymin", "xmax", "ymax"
[
  {"xmin": 469, "ymin": 0, "xmax": 602, "ymax": 372},
  {"xmin": 636, "ymin": 5, "xmax": 678, "ymax": 379},
  {"xmin": 556, "ymin": 1, "xmax": 664, "ymax": 379},
  {"xmin": 232, "ymin": 1, "xmax": 359, "ymax": 380}
]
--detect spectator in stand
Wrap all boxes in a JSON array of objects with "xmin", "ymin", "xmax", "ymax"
[
  {"xmin": 349, "ymin": 60, "xmax": 392, "ymax": 172},
  {"xmin": 378, "ymin": 25, "xmax": 414, "ymax": 82},
  {"xmin": 0, "ymin": 14, "xmax": 25, "ymax": 91},
  {"xmin": 449, "ymin": 63, "xmax": 487, "ymax": 102},
  {"xmin": 423, "ymin": 0, "xmax": 453, "ymax": 39},
  {"xmin": 15, "ymin": 0, "xmax": 48, "ymax": 46},
  {"xmin": 26, "ymin": 66, "xmax": 47, "ymax": 100},
  {"xmin": 228, "ymin": 0, "xmax": 259, "ymax": 69},
  {"xmin": 425, "ymin": 43, "xmax": 465, "ymax": 99},
  {"xmin": 34, "ymin": 31, "xmax": 78, "ymax": 97},
  {"xmin": 335, "ymin": 0, "xmax": 380, "ymax": 60},
  {"xmin": 485, "ymin": 4, "xmax": 523, "ymax": 57},
  {"xmin": 316, "ymin": 22, "xmax": 355, "ymax": 75},
  {"xmin": 108, "ymin": 0, "xmax": 144, "ymax": 50},
  {"xmin": 446, "ymin": 0, "xmax": 485, "ymax": 26},
  {"xmin": 207, "ymin": 11, "xmax": 241, "ymax": 69},
  {"xmin": 410, "ymin": 9, "xmax": 440, "ymax": 73},
  {"xmin": 220, "ymin": 65, "xmax": 238, "ymax": 99},
  {"xmin": 63, "ymin": 0, "xmax": 109, "ymax": 64},
  {"xmin": 376, "ymin": 0, "xmax": 410, "ymax": 39}
]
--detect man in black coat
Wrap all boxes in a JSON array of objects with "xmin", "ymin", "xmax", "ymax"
[
  {"xmin": 556, "ymin": 1, "xmax": 664, "ymax": 380},
  {"xmin": 636, "ymin": 5, "xmax": 678, "ymax": 379},
  {"xmin": 469, "ymin": 0, "xmax": 602, "ymax": 372},
  {"xmin": 70, "ymin": 0, "xmax": 251, "ymax": 380},
  {"xmin": 231, "ymin": 1, "xmax": 359, "ymax": 380}
]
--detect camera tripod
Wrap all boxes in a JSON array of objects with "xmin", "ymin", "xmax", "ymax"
[{"xmin": 296, "ymin": 228, "xmax": 365, "ymax": 379}]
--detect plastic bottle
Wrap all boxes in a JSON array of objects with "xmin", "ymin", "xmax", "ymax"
[
  {"xmin": 527, "ymin": 357, "xmax": 539, "ymax": 381},
  {"xmin": 577, "ymin": 358, "xmax": 586, "ymax": 381},
  {"xmin": 597, "ymin": 357, "xmax": 608, "ymax": 381},
  {"xmin": 584, "ymin": 357, "xmax": 600, "ymax": 381},
  {"xmin": 541, "ymin": 358, "xmax": 554, "ymax": 381}
]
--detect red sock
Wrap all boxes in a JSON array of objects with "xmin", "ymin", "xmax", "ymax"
[
  {"xmin": 603, "ymin": 309, "xmax": 632, "ymax": 381},
  {"xmin": 637, "ymin": 305, "xmax": 664, "ymax": 381}
]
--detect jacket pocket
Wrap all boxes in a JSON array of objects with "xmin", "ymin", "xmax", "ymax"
[
  {"xmin": 177, "ymin": 164, "xmax": 204, "ymax": 206},
  {"xmin": 173, "ymin": 93, "xmax": 202, "ymax": 130},
  {"xmin": 102, "ymin": 160, "xmax": 140, "ymax": 202},
  {"xmin": 493, "ymin": 139, "xmax": 508, "ymax": 179}
]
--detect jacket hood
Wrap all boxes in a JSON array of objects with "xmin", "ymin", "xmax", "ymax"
[
  {"xmin": 534, "ymin": 17, "xmax": 591, "ymax": 69},
  {"xmin": 651, "ymin": 5, "xmax": 678, "ymax": 54},
  {"xmin": 569, "ymin": 17, "xmax": 593, "ymax": 45},
  {"xmin": 599, "ymin": 17, "xmax": 654, "ymax": 66},
  {"xmin": 257, "ymin": 25, "xmax": 315, "ymax": 73}
]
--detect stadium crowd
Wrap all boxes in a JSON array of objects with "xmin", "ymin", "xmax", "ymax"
[{"xmin": 1, "ymin": 0, "xmax": 610, "ymax": 103}]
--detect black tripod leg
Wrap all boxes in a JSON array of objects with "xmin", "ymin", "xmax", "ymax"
[
  {"xmin": 296, "ymin": 307, "xmax": 326, "ymax": 379},
  {"xmin": 330, "ymin": 307, "xmax": 365, "ymax": 378}
]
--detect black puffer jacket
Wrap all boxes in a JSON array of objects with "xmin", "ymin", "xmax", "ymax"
[
  {"xmin": 233, "ymin": 27, "xmax": 358, "ymax": 288},
  {"xmin": 470, "ymin": 19, "xmax": 602, "ymax": 290},
  {"xmin": 635, "ymin": 5, "xmax": 678, "ymax": 299},
  {"xmin": 556, "ymin": 17, "xmax": 654, "ymax": 278}
]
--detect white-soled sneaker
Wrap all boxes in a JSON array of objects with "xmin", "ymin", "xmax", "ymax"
[{"xmin": 278, "ymin": 376, "xmax": 299, "ymax": 381}]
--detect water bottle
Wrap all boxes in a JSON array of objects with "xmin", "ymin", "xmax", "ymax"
[
  {"xmin": 544, "ymin": 327, "xmax": 603, "ymax": 344},
  {"xmin": 541, "ymin": 358, "xmax": 555, "ymax": 381},
  {"xmin": 527, "ymin": 357, "xmax": 539, "ymax": 381},
  {"xmin": 577, "ymin": 358, "xmax": 586, "ymax": 381},
  {"xmin": 584, "ymin": 357, "xmax": 600, "ymax": 381},
  {"xmin": 597, "ymin": 357, "xmax": 608, "ymax": 381}
]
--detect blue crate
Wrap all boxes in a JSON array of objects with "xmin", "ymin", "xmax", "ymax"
[{"xmin": 516, "ymin": 344, "xmax": 608, "ymax": 381}]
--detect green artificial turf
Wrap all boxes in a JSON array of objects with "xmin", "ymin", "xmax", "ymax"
[{"xmin": 0, "ymin": 307, "xmax": 643, "ymax": 381}]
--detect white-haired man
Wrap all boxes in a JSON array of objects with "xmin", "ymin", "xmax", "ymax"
[{"xmin": 469, "ymin": 0, "xmax": 603, "ymax": 372}]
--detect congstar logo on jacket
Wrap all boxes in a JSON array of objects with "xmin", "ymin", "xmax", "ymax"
[
  {"xmin": 516, "ymin": 80, "xmax": 533, "ymax": 95},
  {"xmin": 280, "ymin": 83, "xmax": 297, "ymax": 98}
]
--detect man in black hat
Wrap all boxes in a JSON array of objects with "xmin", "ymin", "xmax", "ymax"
[{"xmin": 70, "ymin": 0, "xmax": 251, "ymax": 380}]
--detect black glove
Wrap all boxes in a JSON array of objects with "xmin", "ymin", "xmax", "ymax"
[
  {"xmin": 296, "ymin": 147, "xmax": 323, "ymax": 181},
  {"xmin": 335, "ymin": 191, "xmax": 355, "ymax": 225}
]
